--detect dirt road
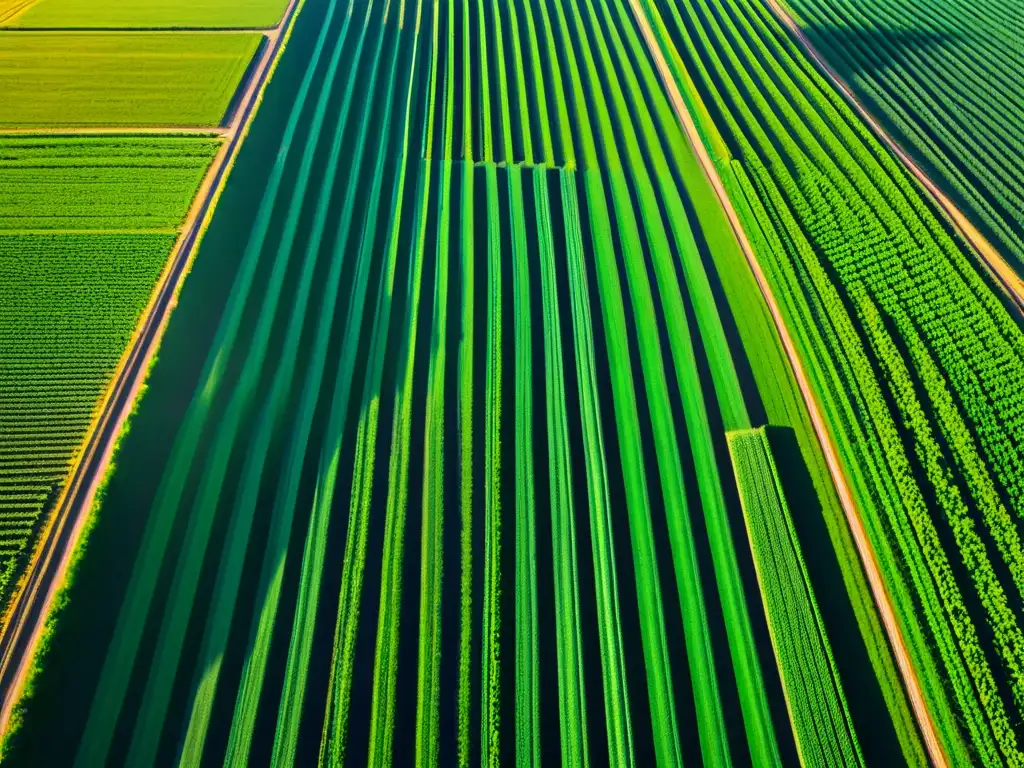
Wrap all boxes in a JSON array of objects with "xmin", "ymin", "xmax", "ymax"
[
  {"xmin": 625, "ymin": 1, "xmax": 948, "ymax": 765},
  {"xmin": 764, "ymin": 0, "xmax": 1024, "ymax": 318},
  {"xmin": 0, "ymin": 0, "xmax": 302, "ymax": 740}
]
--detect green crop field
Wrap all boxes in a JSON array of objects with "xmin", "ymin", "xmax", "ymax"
[
  {"xmin": 0, "ymin": 136, "xmax": 221, "ymax": 229},
  {"xmin": 0, "ymin": 0, "xmax": 28, "ymax": 24},
  {"xmin": 0, "ymin": 135, "xmax": 216, "ymax": 619},
  {"xmin": 644, "ymin": 0, "xmax": 1024, "ymax": 761},
  {"xmin": 781, "ymin": 0, "xmax": 1024, "ymax": 277},
  {"xmin": 5, "ymin": 0, "xmax": 291, "ymax": 28},
  {"xmin": 5, "ymin": 0, "xmax": 1024, "ymax": 761},
  {"xmin": 1, "ymin": 0, "xmax": 921, "ymax": 764},
  {"xmin": 729, "ymin": 427, "xmax": 864, "ymax": 768},
  {"xmin": 0, "ymin": 32, "xmax": 261, "ymax": 126}
]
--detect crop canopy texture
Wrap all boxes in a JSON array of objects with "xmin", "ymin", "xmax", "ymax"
[
  {"xmin": 0, "ymin": 135, "xmax": 216, "ymax": 618},
  {"xmin": 0, "ymin": 136, "xmax": 220, "ymax": 229},
  {"xmin": 0, "ymin": 32, "xmax": 261, "ymax": 126},
  {"xmin": 5, "ymin": 0, "xmax": 291, "ymax": 29}
]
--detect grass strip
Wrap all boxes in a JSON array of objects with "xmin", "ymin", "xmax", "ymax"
[{"xmin": 509, "ymin": 164, "xmax": 539, "ymax": 767}]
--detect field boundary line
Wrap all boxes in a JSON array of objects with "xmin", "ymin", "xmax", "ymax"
[
  {"xmin": 0, "ymin": 0, "xmax": 304, "ymax": 741},
  {"xmin": 626, "ymin": 2, "xmax": 948, "ymax": 766},
  {"xmin": 764, "ymin": 0, "xmax": 1024, "ymax": 317}
]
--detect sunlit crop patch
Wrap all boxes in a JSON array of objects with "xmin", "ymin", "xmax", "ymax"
[
  {"xmin": 0, "ymin": 32, "xmax": 261, "ymax": 126},
  {"xmin": 5, "ymin": 0, "xmax": 291, "ymax": 28}
]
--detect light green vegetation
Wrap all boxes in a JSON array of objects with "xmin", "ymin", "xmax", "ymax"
[
  {"xmin": 645, "ymin": 0, "xmax": 1024, "ymax": 759},
  {"xmin": 0, "ymin": 234, "xmax": 173, "ymax": 597},
  {"xmin": 0, "ymin": 135, "xmax": 215, "ymax": 615},
  {"xmin": 728, "ymin": 428, "xmax": 864, "ymax": 768},
  {"xmin": 0, "ymin": 32, "xmax": 260, "ymax": 126},
  {"xmin": 6, "ymin": 0, "xmax": 290, "ymax": 28},
  {"xmin": 0, "ymin": 136, "xmax": 220, "ymax": 229},
  {"xmin": 414, "ymin": 0, "xmax": 451, "ymax": 760}
]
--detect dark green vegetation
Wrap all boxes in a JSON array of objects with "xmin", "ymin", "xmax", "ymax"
[
  {"xmin": 644, "ymin": 0, "xmax": 1024, "ymax": 761},
  {"xmin": 2, "ymin": 0, "xmax": 918, "ymax": 764},
  {"xmin": 0, "ymin": 136, "xmax": 217, "ymax": 610},
  {"xmin": 781, "ymin": 0, "xmax": 1024, "ymax": 277},
  {"xmin": 728, "ymin": 427, "xmax": 863, "ymax": 768}
]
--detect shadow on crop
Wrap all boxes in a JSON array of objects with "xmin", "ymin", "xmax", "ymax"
[
  {"xmin": 765, "ymin": 425, "xmax": 907, "ymax": 765},
  {"xmin": 794, "ymin": 18, "xmax": 961, "ymax": 83}
]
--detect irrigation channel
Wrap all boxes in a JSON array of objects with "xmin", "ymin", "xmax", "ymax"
[{"xmin": 3, "ymin": 0, "xmax": 914, "ymax": 763}]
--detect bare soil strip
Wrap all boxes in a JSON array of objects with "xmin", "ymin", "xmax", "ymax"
[
  {"xmin": 626, "ymin": 1, "xmax": 949, "ymax": 765},
  {"xmin": 764, "ymin": 0, "xmax": 1024, "ymax": 317},
  {"xmin": 0, "ymin": 0, "xmax": 302, "ymax": 740}
]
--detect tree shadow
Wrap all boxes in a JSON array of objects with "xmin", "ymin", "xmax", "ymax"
[{"xmin": 795, "ymin": 18, "xmax": 962, "ymax": 84}]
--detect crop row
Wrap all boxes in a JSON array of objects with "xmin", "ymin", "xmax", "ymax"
[
  {"xmin": 23, "ymin": 0, "xmax": 825, "ymax": 763},
  {"xmin": 644, "ymin": 0, "xmax": 1024, "ymax": 761},
  {"xmin": 728, "ymin": 427, "xmax": 864, "ymax": 768},
  {"xmin": 0, "ymin": 132, "xmax": 217, "ymax": 617}
]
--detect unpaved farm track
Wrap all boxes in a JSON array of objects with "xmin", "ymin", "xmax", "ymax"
[
  {"xmin": 626, "ymin": 0, "xmax": 949, "ymax": 765},
  {"xmin": 764, "ymin": 0, "xmax": 1024, "ymax": 319},
  {"xmin": 0, "ymin": 0, "xmax": 302, "ymax": 740}
]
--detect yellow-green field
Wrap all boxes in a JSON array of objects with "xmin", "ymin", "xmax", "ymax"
[
  {"xmin": 4, "ymin": 0, "xmax": 291, "ymax": 28},
  {"xmin": 0, "ymin": 32, "xmax": 261, "ymax": 126},
  {"xmin": 0, "ymin": 0, "xmax": 31, "ymax": 24}
]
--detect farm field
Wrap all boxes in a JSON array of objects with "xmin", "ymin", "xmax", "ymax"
[
  {"xmin": 0, "ymin": 32, "xmax": 261, "ymax": 127},
  {"xmin": 0, "ymin": 0, "xmax": 924, "ymax": 764},
  {"xmin": 5, "ymin": 0, "xmax": 291, "ymax": 28},
  {"xmin": 0, "ymin": 136, "xmax": 221, "ymax": 230},
  {"xmin": 0, "ymin": 0, "xmax": 27, "ymax": 24},
  {"xmin": 0, "ymin": 136, "xmax": 217, "ymax": 615},
  {"xmin": 728, "ymin": 427, "xmax": 863, "ymax": 768},
  {"xmin": 778, "ymin": 0, "xmax": 1024, "ymax": 278},
  {"xmin": 643, "ymin": 0, "xmax": 1024, "ymax": 761}
]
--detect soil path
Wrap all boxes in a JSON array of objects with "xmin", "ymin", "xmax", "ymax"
[
  {"xmin": 764, "ymin": 0, "xmax": 1024, "ymax": 316},
  {"xmin": 625, "ymin": 1, "xmax": 949, "ymax": 765},
  {"xmin": 0, "ymin": 0, "xmax": 302, "ymax": 740}
]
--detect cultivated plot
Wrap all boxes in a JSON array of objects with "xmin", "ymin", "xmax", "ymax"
[
  {"xmin": 4, "ymin": 0, "xmax": 291, "ymax": 28},
  {"xmin": 0, "ymin": 135, "xmax": 217, "ymax": 617},
  {"xmin": 784, "ymin": 0, "xmax": 1024, "ymax": 278},
  {"xmin": 645, "ymin": 0, "xmax": 1024, "ymax": 760},
  {"xmin": 729, "ymin": 427, "xmax": 863, "ymax": 768},
  {"xmin": 0, "ymin": 32, "xmax": 261, "ymax": 126},
  {"xmin": 2, "ymin": 0, "xmax": 914, "ymax": 764},
  {"xmin": 0, "ymin": 136, "xmax": 221, "ymax": 230}
]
